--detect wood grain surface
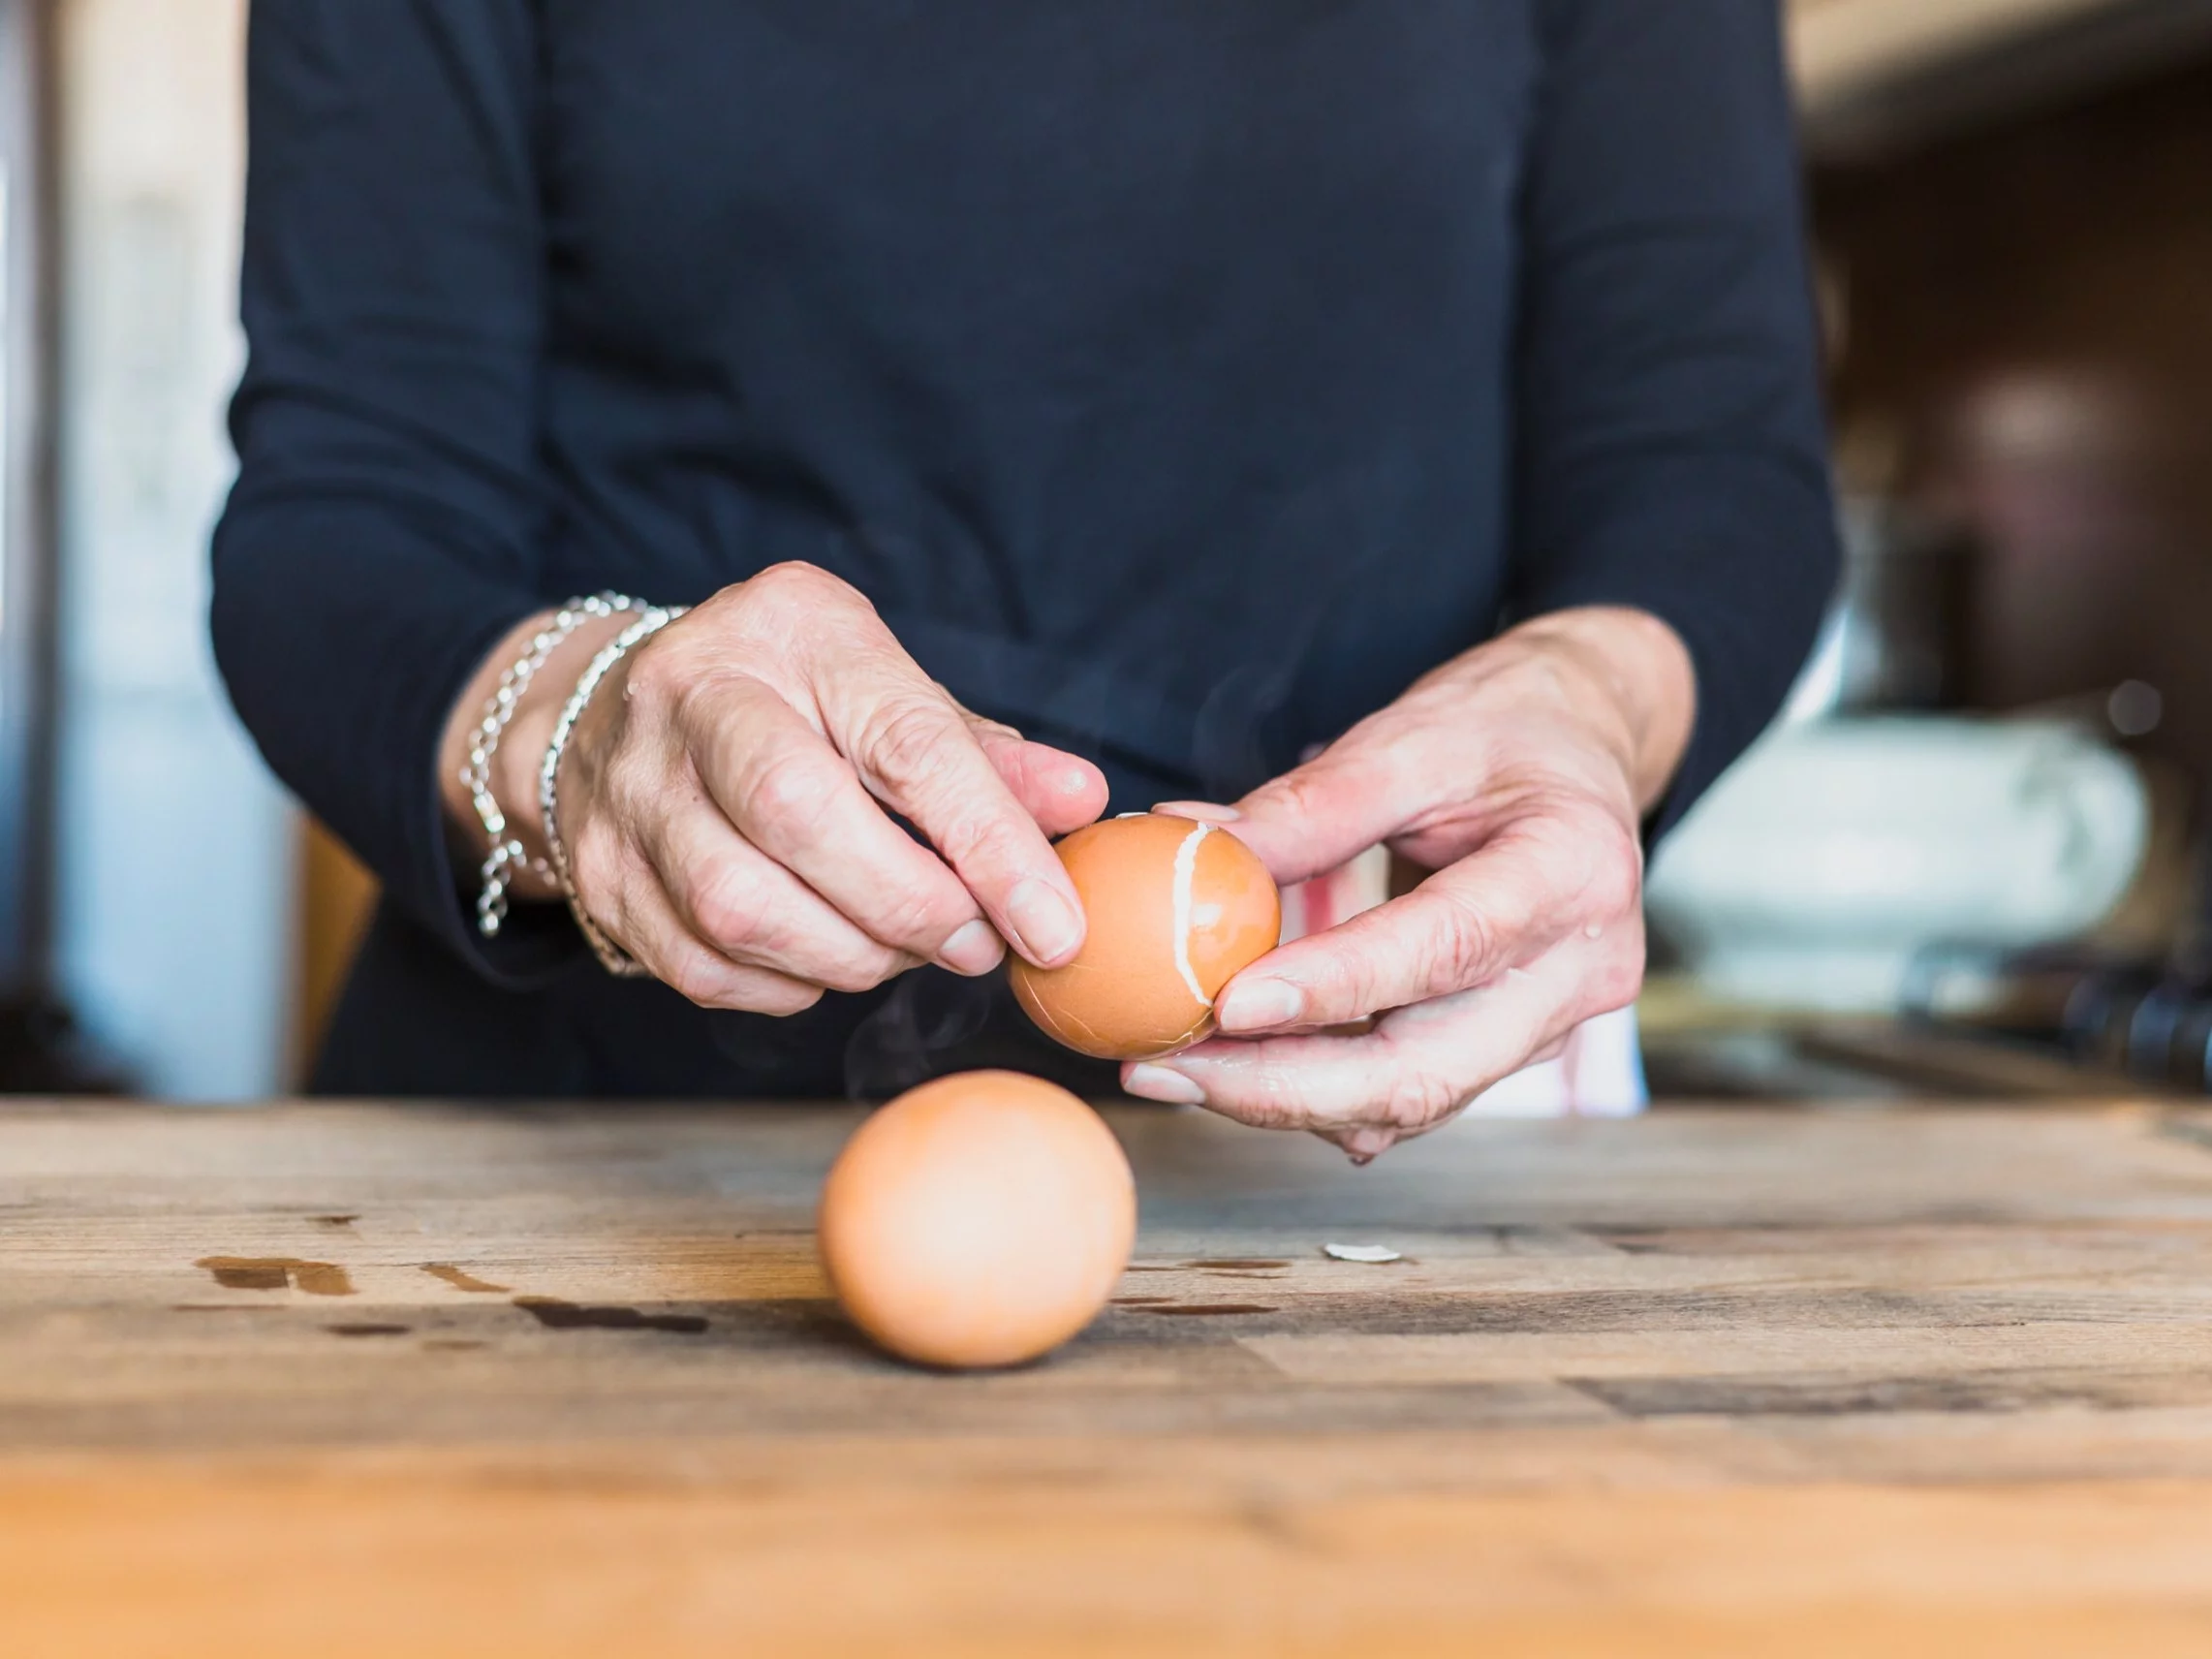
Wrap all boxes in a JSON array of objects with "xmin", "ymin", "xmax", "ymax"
[{"xmin": 7, "ymin": 1099, "xmax": 2212, "ymax": 1656}]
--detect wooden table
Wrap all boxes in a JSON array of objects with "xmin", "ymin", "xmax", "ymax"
[{"xmin": 9, "ymin": 1099, "xmax": 2212, "ymax": 1656}]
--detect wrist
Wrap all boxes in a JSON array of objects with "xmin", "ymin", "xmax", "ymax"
[
  {"xmin": 440, "ymin": 607, "xmax": 636, "ymax": 904},
  {"xmin": 1502, "ymin": 607, "xmax": 1697, "ymax": 814}
]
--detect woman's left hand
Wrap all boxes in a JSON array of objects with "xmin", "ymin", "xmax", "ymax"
[{"xmin": 1121, "ymin": 606, "xmax": 1696, "ymax": 1160}]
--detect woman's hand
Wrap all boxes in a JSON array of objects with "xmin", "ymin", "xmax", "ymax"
[
  {"xmin": 1121, "ymin": 607, "xmax": 1695, "ymax": 1159},
  {"xmin": 440, "ymin": 563, "xmax": 1107, "ymax": 1012}
]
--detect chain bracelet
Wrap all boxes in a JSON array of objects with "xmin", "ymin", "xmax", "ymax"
[
  {"xmin": 539, "ymin": 604, "xmax": 689, "ymax": 977},
  {"xmin": 466, "ymin": 593, "xmax": 642, "ymax": 939}
]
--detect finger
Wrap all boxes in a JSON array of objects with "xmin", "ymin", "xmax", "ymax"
[
  {"xmin": 805, "ymin": 648, "xmax": 1088, "ymax": 969},
  {"xmin": 641, "ymin": 797, "xmax": 949, "ymax": 988},
  {"xmin": 684, "ymin": 675, "xmax": 1008, "ymax": 970},
  {"xmin": 1161, "ymin": 723, "xmax": 1422, "ymax": 888},
  {"xmin": 588, "ymin": 845, "xmax": 825, "ymax": 1017},
  {"xmin": 1213, "ymin": 812, "xmax": 1632, "ymax": 1035},
  {"xmin": 965, "ymin": 720, "xmax": 1109, "ymax": 839},
  {"xmin": 1123, "ymin": 947, "xmax": 1587, "ymax": 1135}
]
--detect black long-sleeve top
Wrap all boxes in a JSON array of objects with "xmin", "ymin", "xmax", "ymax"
[{"xmin": 213, "ymin": 1, "xmax": 1839, "ymax": 1098}]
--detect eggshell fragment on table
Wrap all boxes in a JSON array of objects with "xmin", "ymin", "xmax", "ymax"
[
  {"xmin": 817, "ymin": 1071, "xmax": 1137, "ymax": 1370},
  {"xmin": 1011, "ymin": 813, "xmax": 1282, "ymax": 1061},
  {"xmin": 1323, "ymin": 1242, "xmax": 1404, "ymax": 1265}
]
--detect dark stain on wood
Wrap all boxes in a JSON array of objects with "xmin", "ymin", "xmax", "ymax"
[
  {"xmin": 1573, "ymin": 1367, "xmax": 2212, "ymax": 1420},
  {"xmin": 422, "ymin": 1339, "xmax": 488, "ymax": 1353},
  {"xmin": 327, "ymin": 1323, "xmax": 411, "ymax": 1338},
  {"xmin": 310, "ymin": 1214, "xmax": 360, "ymax": 1229},
  {"xmin": 1110, "ymin": 1297, "xmax": 1175, "ymax": 1306},
  {"xmin": 195, "ymin": 1257, "xmax": 355, "ymax": 1297},
  {"xmin": 1123, "ymin": 1265, "xmax": 1178, "ymax": 1273},
  {"xmin": 1127, "ymin": 1303, "xmax": 1279, "ymax": 1317},
  {"xmin": 1187, "ymin": 1260, "xmax": 1290, "ymax": 1271},
  {"xmin": 513, "ymin": 1296, "xmax": 708, "ymax": 1335},
  {"xmin": 1231, "ymin": 1287, "xmax": 2131, "ymax": 1337},
  {"xmin": 421, "ymin": 1263, "xmax": 510, "ymax": 1295}
]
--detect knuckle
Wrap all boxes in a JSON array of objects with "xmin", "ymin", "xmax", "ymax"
[
  {"xmin": 816, "ymin": 948, "xmax": 905, "ymax": 996},
  {"xmin": 1320, "ymin": 949, "xmax": 1386, "ymax": 1023},
  {"xmin": 743, "ymin": 561, "xmax": 825, "ymax": 603},
  {"xmin": 1381, "ymin": 1065, "xmax": 1464, "ymax": 1134},
  {"xmin": 685, "ymin": 860, "xmax": 762, "ymax": 952},
  {"xmin": 933, "ymin": 807, "xmax": 1025, "ymax": 877},
  {"xmin": 1428, "ymin": 889, "xmax": 1506, "ymax": 990},
  {"xmin": 744, "ymin": 747, "xmax": 850, "ymax": 842},
  {"xmin": 1255, "ymin": 768, "xmax": 1330, "ymax": 828},
  {"xmin": 618, "ymin": 634, "xmax": 685, "ymax": 708},
  {"xmin": 858, "ymin": 695, "xmax": 957, "ymax": 797},
  {"xmin": 737, "ymin": 561, "xmax": 861, "ymax": 626},
  {"xmin": 663, "ymin": 951, "xmax": 734, "ymax": 1010},
  {"xmin": 761, "ymin": 982, "xmax": 826, "ymax": 1017},
  {"xmin": 868, "ymin": 885, "xmax": 963, "ymax": 952}
]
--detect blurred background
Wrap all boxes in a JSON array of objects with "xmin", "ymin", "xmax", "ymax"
[{"xmin": 7, "ymin": 0, "xmax": 2212, "ymax": 1101}]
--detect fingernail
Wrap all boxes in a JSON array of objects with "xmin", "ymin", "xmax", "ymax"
[
  {"xmin": 939, "ymin": 919, "xmax": 1005, "ymax": 977},
  {"xmin": 1152, "ymin": 800, "xmax": 1242, "ymax": 823},
  {"xmin": 1216, "ymin": 978, "xmax": 1303, "ymax": 1033},
  {"xmin": 1124, "ymin": 1063, "xmax": 1206, "ymax": 1106},
  {"xmin": 1007, "ymin": 879, "xmax": 1084, "ymax": 964}
]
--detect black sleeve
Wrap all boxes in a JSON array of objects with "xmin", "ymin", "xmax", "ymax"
[
  {"xmin": 211, "ymin": 0, "xmax": 559, "ymax": 975},
  {"xmin": 1509, "ymin": 0, "xmax": 1841, "ymax": 839}
]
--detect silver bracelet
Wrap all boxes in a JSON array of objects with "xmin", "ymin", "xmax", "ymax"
[
  {"xmin": 466, "ymin": 593, "xmax": 640, "ymax": 938},
  {"xmin": 539, "ymin": 603, "xmax": 689, "ymax": 977}
]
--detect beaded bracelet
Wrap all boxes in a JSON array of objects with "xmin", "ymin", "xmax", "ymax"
[
  {"xmin": 465, "ymin": 593, "xmax": 639, "ymax": 939},
  {"xmin": 539, "ymin": 603, "xmax": 689, "ymax": 977}
]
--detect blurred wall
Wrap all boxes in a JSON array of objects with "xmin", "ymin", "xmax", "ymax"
[{"xmin": 53, "ymin": 0, "xmax": 293, "ymax": 1097}]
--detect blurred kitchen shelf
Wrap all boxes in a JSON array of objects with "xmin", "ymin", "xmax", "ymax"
[{"xmin": 1638, "ymin": 977, "xmax": 2170, "ymax": 1104}]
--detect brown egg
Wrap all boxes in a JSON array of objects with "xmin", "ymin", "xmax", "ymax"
[
  {"xmin": 1011, "ymin": 813, "xmax": 1282, "ymax": 1061},
  {"xmin": 817, "ymin": 1071, "xmax": 1136, "ymax": 1369}
]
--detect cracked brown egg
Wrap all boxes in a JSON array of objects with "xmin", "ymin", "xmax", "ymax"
[
  {"xmin": 1010, "ymin": 813, "xmax": 1282, "ymax": 1061},
  {"xmin": 818, "ymin": 1071, "xmax": 1136, "ymax": 1368}
]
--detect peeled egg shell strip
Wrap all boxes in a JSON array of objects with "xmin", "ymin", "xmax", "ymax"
[{"xmin": 1169, "ymin": 822, "xmax": 1214, "ymax": 1009}]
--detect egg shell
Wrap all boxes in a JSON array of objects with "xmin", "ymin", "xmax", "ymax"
[
  {"xmin": 817, "ymin": 1071, "xmax": 1136, "ymax": 1369},
  {"xmin": 1010, "ymin": 813, "xmax": 1282, "ymax": 1061}
]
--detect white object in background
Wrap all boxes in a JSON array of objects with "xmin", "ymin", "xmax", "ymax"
[
  {"xmin": 1646, "ymin": 717, "xmax": 2148, "ymax": 1014},
  {"xmin": 1280, "ymin": 847, "xmax": 1646, "ymax": 1120}
]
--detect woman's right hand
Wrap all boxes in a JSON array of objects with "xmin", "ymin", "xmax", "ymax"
[{"xmin": 444, "ymin": 563, "xmax": 1107, "ymax": 1013}]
